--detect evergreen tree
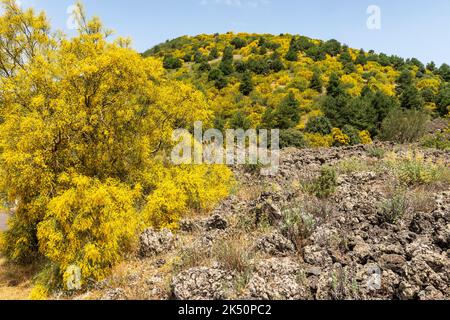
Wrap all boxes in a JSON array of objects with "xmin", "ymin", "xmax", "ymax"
[
  {"xmin": 231, "ymin": 37, "xmax": 247, "ymax": 49},
  {"xmin": 400, "ymin": 85, "xmax": 425, "ymax": 110},
  {"xmin": 426, "ymin": 61, "xmax": 436, "ymax": 72},
  {"xmin": 268, "ymin": 52, "xmax": 284, "ymax": 72},
  {"xmin": 355, "ymin": 49, "xmax": 367, "ymax": 66},
  {"xmin": 163, "ymin": 55, "xmax": 183, "ymax": 69},
  {"xmin": 437, "ymin": 84, "xmax": 450, "ymax": 116},
  {"xmin": 326, "ymin": 73, "xmax": 345, "ymax": 98},
  {"xmin": 239, "ymin": 71, "xmax": 254, "ymax": 96},
  {"xmin": 396, "ymin": 68, "xmax": 413, "ymax": 94},
  {"xmin": 310, "ymin": 69, "xmax": 323, "ymax": 93},
  {"xmin": 208, "ymin": 47, "xmax": 219, "ymax": 60},
  {"xmin": 438, "ymin": 63, "xmax": 450, "ymax": 82},
  {"xmin": 305, "ymin": 116, "xmax": 332, "ymax": 135},
  {"xmin": 273, "ymin": 92, "xmax": 300, "ymax": 129},
  {"xmin": 222, "ymin": 46, "xmax": 234, "ymax": 62}
]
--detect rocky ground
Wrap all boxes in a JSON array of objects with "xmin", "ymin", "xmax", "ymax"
[{"xmin": 68, "ymin": 143, "xmax": 449, "ymax": 300}]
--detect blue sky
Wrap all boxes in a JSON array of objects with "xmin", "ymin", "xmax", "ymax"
[{"xmin": 18, "ymin": 0, "xmax": 450, "ymax": 65}]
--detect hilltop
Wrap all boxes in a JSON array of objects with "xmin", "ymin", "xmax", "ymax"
[{"xmin": 144, "ymin": 33, "xmax": 450, "ymax": 148}]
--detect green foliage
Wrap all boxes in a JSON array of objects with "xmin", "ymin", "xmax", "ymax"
[
  {"xmin": 387, "ymin": 151, "xmax": 450, "ymax": 186},
  {"xmin": 239, "ymin": 71, "xmax": 254, "ymax": 96},
  {"xmin": 380, "ymin": 109, "xmax": 429, "ymax": 143},
  {"xmin": 305, "ymin": 116, "xmax": 332, "ymax": 135},
  {"xmin": 421, "ymin": 132, "xmax": 450, "ymax": 151},
  {"xmin": 438, "ymin": 63, "xmax": 450, "ymax": 82},
  {"xmin": 308, "ymin": 166, "xmax": 338, "ymax": 199},
  {"xmin": 163, "ymin": 55, "xmax": 183, "ymax": 69},
  {"xmin": 400, "ymin": 85, "xmax": 425, "ymax": 110},
  {"xmin": 342, "ymin": 125, "xmax": 361, "ymax": 145},
  {"xmin": 281, "ymin": 206, "xmax": 315, "ymax": 249},
  {"xmin": 208, "ymin": 47, "xmax": 219, "ymax": 60},
  {"xmin": 145, "ymin": 32, "xmax": 450, "ymax": 144},
  {"xmin": 310, "ymin": 69, "xmax": 323, "ymax": 92},
  {"xmin": 274, "ymin": 92, "xmax": 300, "ymax": 129},
  {"xmin": 378, "ymin": 195, "xmax": 408, "ymax": 224},
  {"xmin": 230, "ymin": 111, "xmax": 251, "ymax": 130},
  {"xmin": 327, "ymin": 73, "xmax": 345, "ymax": 98},
  {"xmin": 367, "ymin": 146, "xmax": 386, "ymax": 159},
  {"xmin": 437, "ymin": 84, "xmax": 450, "ymax": 116},
  {"xmin": 279, "ymin": 129, "xmax": 307, "ymax": 149},
  {"xmin": 285, "ymin": 48, "xmax": 298, "ymax": 62},
  {"xmin": 231, "ymin": 37, "xmax": 247, "ymax": 49}
]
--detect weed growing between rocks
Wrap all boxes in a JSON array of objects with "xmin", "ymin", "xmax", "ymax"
[
  {"xmin": 377, "ymin": 194, "xmax": 408, "ymax": 224},
  {"xmin": 281, "ymin": 206, "xmax": 316, "ymax": 250},
  {"xmin": 312, "ymin": 166, "xmax": 338, "ymax": 198}
]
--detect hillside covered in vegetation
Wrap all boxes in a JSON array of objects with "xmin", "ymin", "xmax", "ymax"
[
  {"xmin": 144, "ymin": 32, "xmax": 450, "ymax": 148},
  {"xmin": 0, "ymin": 1, "xmax": 449, "ymax": 301}
]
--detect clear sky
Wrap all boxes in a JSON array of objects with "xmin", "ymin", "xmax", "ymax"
[{"xmin": 18, "ymin": 0, "xmax": 450, "ymax": 65}]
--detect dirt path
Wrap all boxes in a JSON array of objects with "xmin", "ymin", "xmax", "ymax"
[{"xmin": 0, "ymin": 211, "xmax": 8, "ymax": 232}]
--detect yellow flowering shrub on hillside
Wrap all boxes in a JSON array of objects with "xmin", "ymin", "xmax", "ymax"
[
  {"xmin": 304, "ymin": 133, "xmax": 333, "ymax": 148},
  {"xmin": 332, "ymin": 128, "xmax": 350, "ymax": 146},
  {"xmin": 144, "ymin": 164, "xmax": 234, "ymax": 229},
  {"xmin": 37, "ymin": 175, "xmax": 140, "ymax": 285},
  {"xmin": 0, "ymin": 1, "xmax": 233, "ymax": 290},
  {"xmin": 359, "ymin": 130, "xmax": 373, "ymax": 145}
]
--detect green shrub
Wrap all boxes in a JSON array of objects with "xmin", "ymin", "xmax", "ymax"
[
  {"xmin": 386, "ymin": 151, "xmax": 450, "ymax": 186},
  {"xmin": 279, "ymin": 129, "xmax": 307, "ymax": 149},
  {"xmin": 421, "ymin": 132, "xmax": 450, "ymax": 151},
  {"xmin": 336, "ymin": 158, "xmax": 369, "ymax": 174},
  {"xmin": 163, "ymin": 55, "xmax": 183, "ymax": 69},
  {"xmin": 342, "ymin": 125, "xmax": 361, "ymax": 145},
  {"xmin": 305, "ymin": 116, "xmax": 333, "ymax": 135},
  {"xmin": 378, "ymin": 195, "xmax": 408, "ymax": 224},
  {"xmin": 281, "ymin": 207, "xmax": 315, "ymax": 249},
  {"xmin": 380, "ymin": 109, "xmax": 429, "ymax": 143},
  {"xmin": 313, "ymin": 166, "xmax": 338, "ymax": 198},
  {"xmin": 367, "ymin": 146, "xmax": 386, "ymax": 159}
]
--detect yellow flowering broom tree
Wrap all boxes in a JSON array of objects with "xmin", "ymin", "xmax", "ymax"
[{"xmin": 0, "ymin": 1, "xmax": 233, "ymax": 290}]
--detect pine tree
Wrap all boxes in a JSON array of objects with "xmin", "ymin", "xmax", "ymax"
[
  {"xmin": 310, "ymin": 69, "xmax": 323, "ymax": 93},
  {"xmin": 239, "ymin": 71, "xmax": 254, "ymax": 96},
  {"xmin": 326, "ymin": 73, "xmax": 345, "ymax": 98}
]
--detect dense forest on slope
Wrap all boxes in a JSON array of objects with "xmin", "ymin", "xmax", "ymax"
[{"xmin": 144, "ymin": 33, "xmax": 450, "ymax": 148}]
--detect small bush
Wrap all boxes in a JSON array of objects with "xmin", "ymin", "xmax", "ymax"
[
  {"xmin": 212, "ymin": 239, "xmax": 252, "ymax": 273},
  {"xmin": 386, "ymin": 151, "xmax": 450, "ymax": 186},
  {"xmin": 313, "ymin": 166, "xmax": 338, "ymax": 198},
  {"xmin": 281, "ymin": 207, "xmax": 315, "ymax": 249},
  {"xmin": 378, "ymin": 195, "xmax": 408, "ymax": 224},
  {"xmin": 332, "ymin": 128, "xmax": 350, "ymax": 146},
  {"xmin": 421, "ymin": 132, "xmax": 450, "ymax": 151},
  {"xmin": 367, "ymin": 146, "xmax": 386, "ymax": 159},
  {"xmin": 29, "ymin": 284, "xmax": 49, "ymax": 300},
  {"xmin": 380, "ymin": 108, "xmax": 429, "ymax": 143},
  {"xmin": 36, "ymin": 175, "xmax": 140, "ymax": 288},
  {"xmin": 304, "ymin": 133, "xmax": 333, "ymax": 148},
  {"xmin": 337, "ymin": 158, "xmax": 369, "ymax": 174},
  {"xmin": 305, "ymin": 116, "xmax": 332, "ymax": 135},
  {"xmin": 342, "ymin": 125, "xmax": 361, "ymax": 145},
  {"xmin": 359, "ymin": 130, "xmax": 373, "ymax": 145},
  {"xmin": 163, "ymin": 55, "xmax": 183, "ymax": 69},
  {"xmin": 279, "ymin": 129, "xmax": 307, "ymax": 149}
]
